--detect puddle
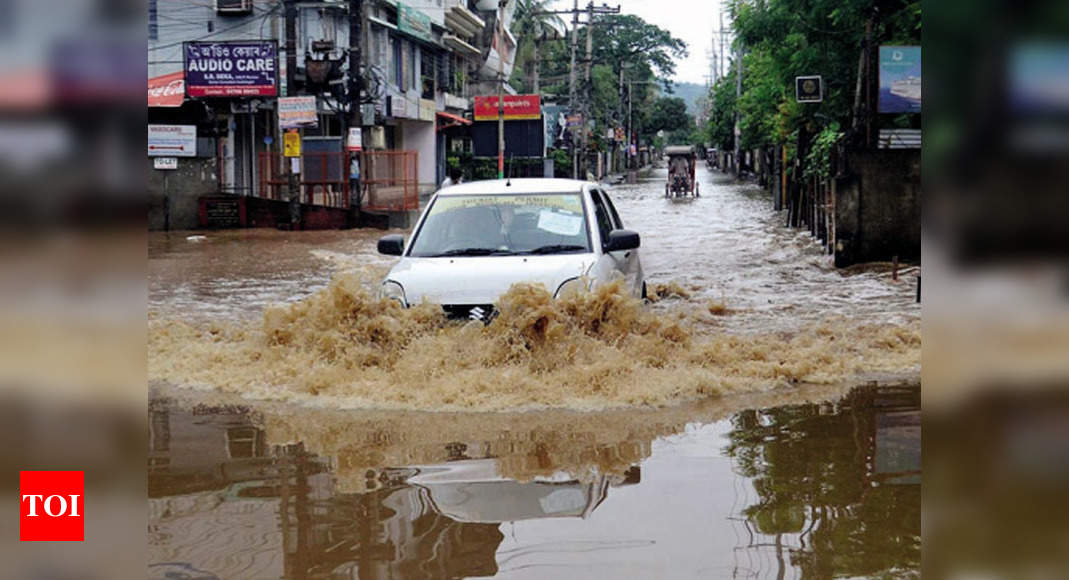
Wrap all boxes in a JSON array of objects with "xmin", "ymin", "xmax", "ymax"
[{"xmin": 148, "ymin": 382, "xmax": 920, "ymax": 578}]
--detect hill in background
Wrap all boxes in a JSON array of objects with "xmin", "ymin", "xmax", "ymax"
[{"xmin": 670, "ymin": 82, "xmax": 708, "ymax": 116}]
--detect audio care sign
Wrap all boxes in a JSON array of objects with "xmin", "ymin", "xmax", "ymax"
[{"xmin": 183, "ymin": 41, "xmax": 278, "ymax": 97}]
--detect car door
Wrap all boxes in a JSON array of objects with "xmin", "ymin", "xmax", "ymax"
[
  {"xmin": 597, "ymin": 188, "xmax": 642, "ymax": 295},
  {"xmin": 589, "ymin": 187, "xmax": 641, "ymax": 296}
]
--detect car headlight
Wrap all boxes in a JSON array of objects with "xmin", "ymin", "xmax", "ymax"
[
  {"xmin": 554, "ymin": 277, "xmax": 588, "ymax": 299},
  {"xmin": 379, "ymin": 281, "xmax": 407, "ymax": 307}
]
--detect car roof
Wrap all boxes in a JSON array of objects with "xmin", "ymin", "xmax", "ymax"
[{"xmin": 436, "ymin": 178, "xmax": 593, "ymax": 196}]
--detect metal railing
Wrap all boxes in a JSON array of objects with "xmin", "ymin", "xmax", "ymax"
[
  {"xmin": 360, "ymin": 150, "xmax": 419, "ymax": 212},
  {"xmin": 257, "ymin": 150, "xmax": 419, "ymax": 212}
]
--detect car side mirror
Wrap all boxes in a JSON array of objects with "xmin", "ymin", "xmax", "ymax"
[
  {"xmin": 604, "ymin": 229, "xmax": 640, "ymax": 252},
  {"xmin": 377, "ymin": 234, "xmax": 405, "ymax": 256}
]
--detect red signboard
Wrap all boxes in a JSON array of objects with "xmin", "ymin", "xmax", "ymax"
[
  {"xmin": 20, "ymin": 471, "xmax": 84, "ymax": 541},
  {"xmin": 473, "ymin": 94, "xmax": 540, "ymax": 121},
  {"xmin": 148, "ymin": 71, "xmax": 185, "ymax": 107}
]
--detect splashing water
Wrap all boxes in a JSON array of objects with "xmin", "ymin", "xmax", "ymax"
[{"xmin": 149, "ymin": 271, "xmax": 919, "ymax": 412}]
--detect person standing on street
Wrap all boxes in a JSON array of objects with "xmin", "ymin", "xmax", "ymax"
[{"xmin": 441, "ymin": 168, "xmax": 462, "ymax": 189}]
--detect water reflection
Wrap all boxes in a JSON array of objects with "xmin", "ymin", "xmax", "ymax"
[
  {"xmin": 148, "ymin": 383, "xmax": 919, "ymax": 578},
  {"xmin": 725, "ymin": 385, "xmax": 920, "ymax": 578}
]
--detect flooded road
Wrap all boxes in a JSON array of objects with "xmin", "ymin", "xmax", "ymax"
[
  {"xmin": 149, "ymin": 382, "xmax": 919, "ymax": 579},
  {"xmin": 149, "ymin": 166, "xmax": 919, "ymax": 333},
  {"xmin": 148, "ymin": 165, "xmax": 920, "ymax": 576}
]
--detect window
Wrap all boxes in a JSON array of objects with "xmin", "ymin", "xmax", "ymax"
[
  {"xmin": 408, "ymin": 194, "xmax": 592, "ymax": 257},
  {"xmin": 408, "ymin": 42, "xmax": 417, "ymax": 92},
  {"xmin": 216, "ymin": 0, "xmax": 253, "ymax": 15},
  {"xmin": 597, "ymin": 189, "xmax": 624, "ymax": 229},
  {"xmin": 421, "ymin": 48, "xmax": 436, "ymax": 99},
  {"xmin": 392, "ymin": 37, "xmax": 403, "ymax": 88},
  {"xmin": 148, "ymin": 0, "xmax": 158, "ymax": 41},
  {"xmin": 437, "ymin": 52, "xmax": 450, "ymax": 91},
  {"xmin": 588, "ymin": 190, "xmax": 614, "ymax": 247}
]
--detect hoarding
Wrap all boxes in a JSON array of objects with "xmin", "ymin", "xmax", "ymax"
[
  {"xmin": 878, "ymin": 46, "xmax": 921, "ymax": 113},
  {"xmin": 278, "ymin": 96, "xmax": 318, "ymax": 129},
  {"xmin": 474, "ymin": 94, "xmax": 540, "ymax": 121},
  {"xmin": 148, "ymin": 124, "xmax": 196, "ymax": 157},
  {"xmin": 184, "ymin": 41, "xmax": 277, "ymax": 97}
]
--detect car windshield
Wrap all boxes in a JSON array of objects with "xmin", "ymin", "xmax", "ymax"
[{"xmin": 407, "ymin": 193, "xmax": 592, "ymax": 257}]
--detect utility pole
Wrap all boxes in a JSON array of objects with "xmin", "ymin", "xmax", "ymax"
[
  {"xmin": 497, "ymin": 0, "xmax": 506, "ymax": 179},
  {"xmin": 719, "ymin": 9, "xmax": 726, "ymax": 80},
  {"xmin": 627, "ymin": 82, "xmax": 633, "ymax": 177},
  {"xmin": 284, "ymin": 0, "xmax": 300, "ymax": 228},
  {"xmin": 569, "ymin": 0, "xmax": 579, "ymax": 178},
  {"xmin": 733, "ymin": 39, "xmax": 742, "ymax": 178},
  {"xmin": 618, "ymin": 66, "xmax": 624, "ymax": 173},
  {"xmin": 551, "ymin": 1, "xmax": 618, "ymax": 179},
  {"xmin": 348, "ymin": 0, "xmax": 363, "ymax": 224},
  {"xmin": 581, "ymin": 1, "xmax": 593, "ymax": 180}
]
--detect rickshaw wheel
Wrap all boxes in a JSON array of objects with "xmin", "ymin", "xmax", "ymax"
[
  {"xmin": 665, "ymin": 183, "xmax": 669, "ymax": 197},
  {"xmin": 695, "ymin": 182, "xmax": 700, "ymax": 197}
]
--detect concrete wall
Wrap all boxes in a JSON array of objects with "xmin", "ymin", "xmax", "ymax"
[
  {"xmin": 834, "ymin": 150, "xmax": 921, "ymax": 266},
  {"xmin": 148, "ymin": 157, "xmax": 220, "ymax": 231},
  {"xmin": 400, "ymin": 119, "xmax": 436, "ymax": 192}
]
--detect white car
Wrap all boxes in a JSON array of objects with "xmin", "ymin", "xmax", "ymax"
[{"xmin": 377, "ymin": 178, "xmax": 645, "ymax": 320}]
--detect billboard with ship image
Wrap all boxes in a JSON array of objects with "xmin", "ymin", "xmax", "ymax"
[{"xmin": 879, "ymin": 46, "xmax": 921, "ymax": 113}]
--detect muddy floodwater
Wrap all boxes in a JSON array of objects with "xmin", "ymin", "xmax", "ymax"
[
  {"xmin": 149, "ymin": 383, "xmax": 919, "ymax": 579},
  {"xmin": 149, "ymin": 167, "xmax": 920, "ymax": 577}
]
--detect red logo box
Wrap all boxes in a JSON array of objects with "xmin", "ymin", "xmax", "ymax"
[{"xmin": 19, "ymin": 471, "xmax": 84, "ymax": 541}]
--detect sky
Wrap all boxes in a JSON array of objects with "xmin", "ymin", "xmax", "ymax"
[{"xmin": 547, "ymin": 0, "xmax": 729, "ymax": 85}]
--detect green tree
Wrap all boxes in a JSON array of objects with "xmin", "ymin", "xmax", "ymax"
[
  {"xmin": 708, "ymin": 0, "xmax": 921, "ymax": 174},
  {"xmin": 708, "ymin": 73, "xmax": 737, "ymax": 151},
  {"xmin": 589, "ymin": 14, "xmax": 688, "ymax": 86},
  {"xmin": 510, "ymin": 0, "xmax": 566, "ymax": 94}
]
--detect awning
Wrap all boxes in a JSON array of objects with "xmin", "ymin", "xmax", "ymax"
[
  {"xmin": 436, "ymin": 110, "xmax": 472, "ymax": 132},
  {"xmin": 148, "ymin": 71, "xmax": 184, "ymax": 107}
]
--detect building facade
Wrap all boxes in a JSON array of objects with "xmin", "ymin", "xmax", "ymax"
[{"xmin": 148, "ymin": 0, "xmax": 499, "ymax": 230}]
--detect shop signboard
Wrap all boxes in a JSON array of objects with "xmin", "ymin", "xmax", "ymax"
[
  {"xmin": 278, "ymin": 96, "xmax": 318, "ymax": 129},
  {"xmin": 398, "ymin": 3, "xmax": 433, "ymax": 43},
  {"xmin": 474, "ymin": 94, "xmax": 541, "ymax": 121},
  {"xmin": 184, "ymin": 41, "xmax": 277, "ymax": 97},
  {"xmin": 148, "ymin": 124, "xmax": 196, "ymax": 157}
]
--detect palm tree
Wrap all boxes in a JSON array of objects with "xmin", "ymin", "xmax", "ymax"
[{"xmin": 510, "ymin": 0, "xmax": 565, "ymax": 93}]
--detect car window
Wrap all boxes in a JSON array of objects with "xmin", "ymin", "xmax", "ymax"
[
  {"xmin": 588, "ymin": 189, "xmax": 614, "ymax": 248},
  {"xmin": 407, "ymin": 193, "xmax": 593, "ymax": 257},
  {"xmin": 596, "ymin": 189, "xmax": 624, "ymax": 229}
]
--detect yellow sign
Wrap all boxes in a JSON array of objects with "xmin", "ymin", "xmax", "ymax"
[
  {"xmin": 433, "ymin": 194, "xmax": 582, "ymax": 214},
  {"xmin": 283, "ymin": 130, "xmax": 301, "ymax": 157}
]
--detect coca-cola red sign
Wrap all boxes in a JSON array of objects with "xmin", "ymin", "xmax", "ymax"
[{"xmin": 148, "ymin": 71, "xmax": 185, "ymax": 107}]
